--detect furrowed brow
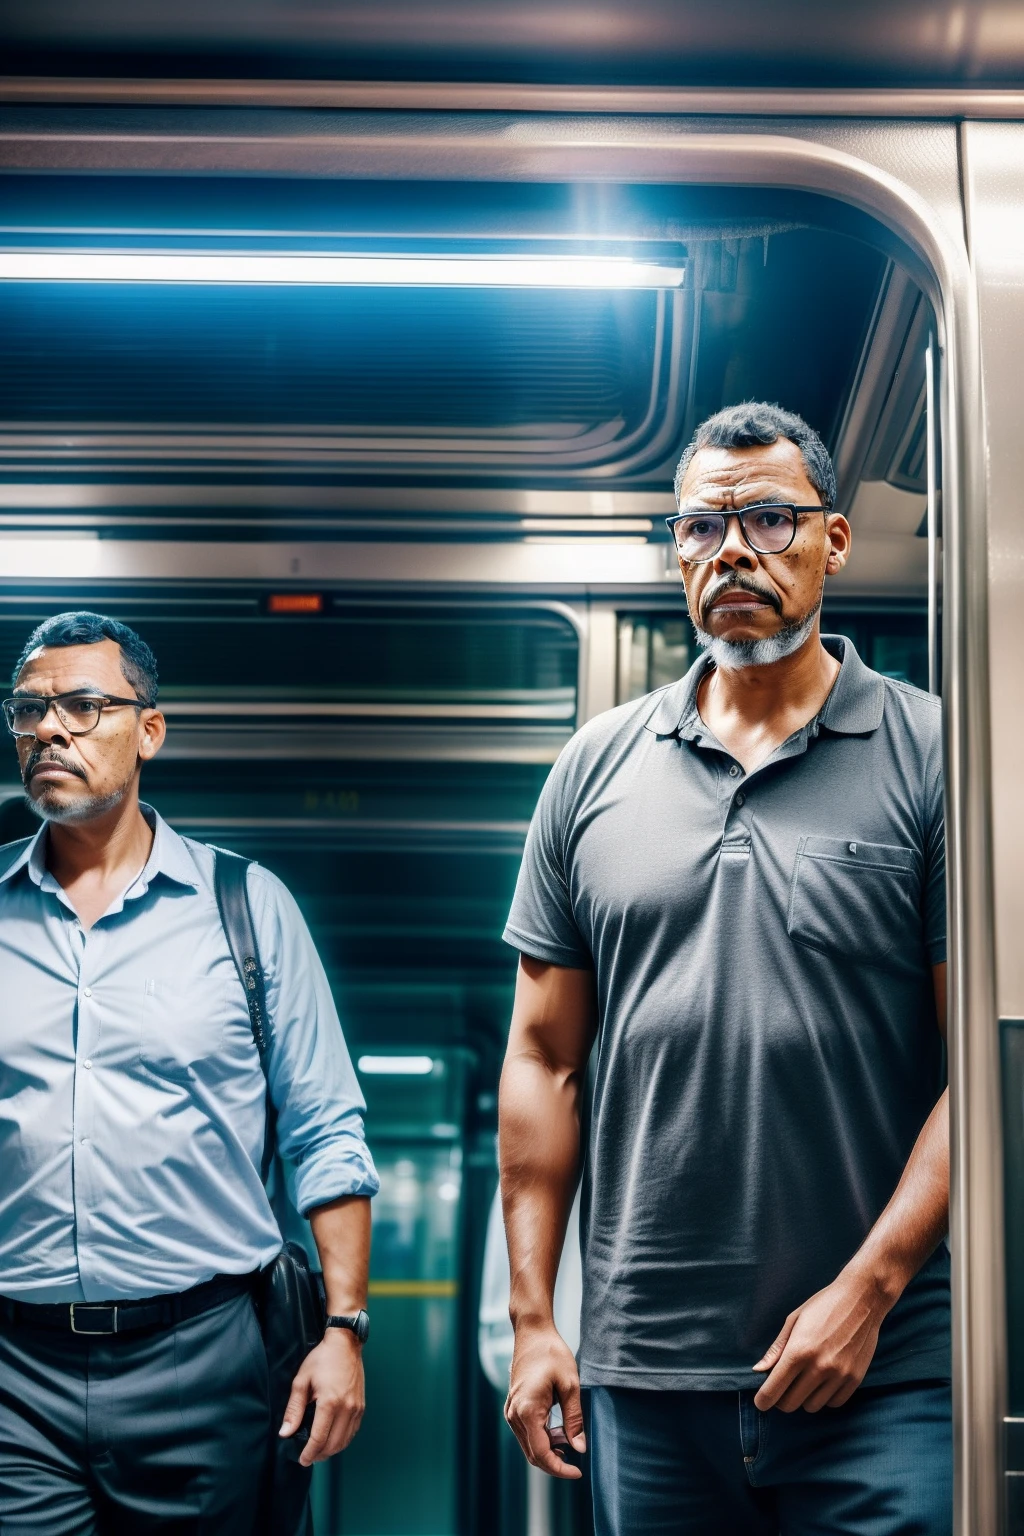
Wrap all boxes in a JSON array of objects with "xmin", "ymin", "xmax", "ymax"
[{"xmin": 10, "ymin": 682, "xmax": 109, "ymax": 697}]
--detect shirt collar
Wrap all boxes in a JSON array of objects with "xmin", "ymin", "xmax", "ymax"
[
  {"xmin": 642, "ymin": 634, "xmax": 886, "ymax": 741},
  {"xmin": 0, "ymin": 802, "xmax": 201, "ymax": 899},
  {"xmin": 0, "ymin": 824, "xmax": 39, "ymax": 886}
]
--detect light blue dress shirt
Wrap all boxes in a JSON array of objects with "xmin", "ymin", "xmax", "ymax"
[{"xmin": 0, "ymin": 806, "xmax": 378, "ymax": 1303}]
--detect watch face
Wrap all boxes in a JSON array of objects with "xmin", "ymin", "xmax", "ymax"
[{"xmin": 354, "ymin": 1309, "xmax": 370, "ymax": 1344}]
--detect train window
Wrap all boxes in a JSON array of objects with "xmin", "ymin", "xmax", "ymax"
[
  {"xmin": 617, "ymin": 614, "xmax": 692, "ymax": 702},
  {"xmin": 617, "ymin": 608, "xmax": 928, "ymax": 702}
]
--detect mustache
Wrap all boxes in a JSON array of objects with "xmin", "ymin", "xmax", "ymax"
[
  {"xmin": 699, "ymin": 573, "xmax": 782, "ymax": 625},
  {"xmin": 23, "ymin": 748, "xmax": 87, "ymax": 785}
]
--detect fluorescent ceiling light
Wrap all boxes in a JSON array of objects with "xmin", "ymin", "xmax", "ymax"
[
  {"xmin": 357, "ymin": 1054, "xmax": 435, "ymax": 1076},
  {"xmin": 0, "ymin": 251, "xmax": 685, "ymax": 289}
]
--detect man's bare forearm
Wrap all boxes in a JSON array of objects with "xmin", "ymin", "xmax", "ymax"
[
  {"xmin": 499, "ymin": 958, "xmax": 596, "ymax": 1330},
  {"xmin": 500, "ymin": 1053, "xmax": 583, "ymax": 1327},
  {"xmin": 309, "ymin": 1195, "xmax": 371, "ymax": 1314},
  {"xmin": 845, "ymin": 1087, "xmax": 948, "ymax": 1305},
  {"xmin": 499, "ymin": 959, "xmax": 595, "ymax": 1478}
]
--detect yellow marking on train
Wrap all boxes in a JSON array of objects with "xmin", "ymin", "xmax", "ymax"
[{"xmin": 368, "ymin": 1280, "xmax": 459, "ymax": 1298}]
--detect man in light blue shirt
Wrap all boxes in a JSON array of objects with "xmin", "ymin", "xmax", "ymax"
[{"xmin": 0, "ymin": 611, "xmax": 378, "ymax": 1535}]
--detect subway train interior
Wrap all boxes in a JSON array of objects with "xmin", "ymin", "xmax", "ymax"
[{"xmin": 2, "ymin": 4, "xmax": 1024, "ymax": 1534}]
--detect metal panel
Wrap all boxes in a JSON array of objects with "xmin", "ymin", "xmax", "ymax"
[
  {"xmin": 962, "ymin": 127, "xmax": 1024, "ymax": 1530},
  {"xmin": 3, "ymin": 0, "xmax": 1024, "ymax": 89},
  {"xmin": 961, "ymin": 124, "xmax": 1024, "ymax": 1020}
]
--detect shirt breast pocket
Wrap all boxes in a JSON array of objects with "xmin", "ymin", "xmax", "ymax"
[
  {"xmin": 787, "ymin": 836, "xmax": 923, "ymax": 975},
  {"xmin": 139, "ymin": 974, "xmax": 233, "ymax": 1082}
]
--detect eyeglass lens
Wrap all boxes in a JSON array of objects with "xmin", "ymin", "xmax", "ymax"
[
  {"xmin": 4, "ymin": 696, "xmax": 104, "ymax": 736},
  {"xmin": 673, "ymin": 504, "xmax": 797, "ymax": 561}
]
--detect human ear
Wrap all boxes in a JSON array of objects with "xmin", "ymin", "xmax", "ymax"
[
  {"xmin": 823, "ymin": 513, "xmax": 851, "ymax": 574},
  {"xmin": 137, "ymin": 709, "xmax": 166, "ymax": 761}
]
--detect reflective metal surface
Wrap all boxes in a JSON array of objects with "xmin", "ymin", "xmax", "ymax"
[
  {"xmin": 2, "ymin": 1, "xmax": 1024, "ymax": 87},
  {"xmin": 8, "ymin": 80, "xmax": 1024, "ymax": 117}
]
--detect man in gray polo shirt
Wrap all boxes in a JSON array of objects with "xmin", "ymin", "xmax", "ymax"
[{"xmin": 499, "ymin": 403, "xmax": 950, "ymax": 1534}]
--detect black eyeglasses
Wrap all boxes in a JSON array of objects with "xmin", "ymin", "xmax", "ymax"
[
  {"xmin": 665, "ymin": 502, "xmax": 828, "ymax": 563},
  {"xmin": 3, "ymin": 692, "xmax": 146, "ymax": 738}
]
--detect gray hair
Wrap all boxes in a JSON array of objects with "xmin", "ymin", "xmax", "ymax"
[
  {"xmin": 673, "ymin": 402, "xmax": 836, "ymax": 509},
  {"xmin": 13, "ymin": 611, "xmax": 158, "ymax": 705}
]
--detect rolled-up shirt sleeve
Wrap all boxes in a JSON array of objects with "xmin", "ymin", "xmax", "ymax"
[{"xmin": 247, "ymin": 865, "xmax": 379, "ymax": 1214}]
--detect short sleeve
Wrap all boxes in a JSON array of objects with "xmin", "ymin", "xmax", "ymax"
[
  {"xmin": 503, "ymin": 751, "xmax": 592, "ymax": 969},
  {"xmin": 923, "ymin": 729, "xmax": 946, "ymax": 966}
]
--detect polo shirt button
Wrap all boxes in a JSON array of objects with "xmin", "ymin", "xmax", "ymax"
[
  {"xmin": 728, "ymin": 765, "xmax": 740, "ymax": 777},
  {"xmin": 735, "ymin": 793, "xmax": 745, "ymax": 807},
  {"xmin": 83, "ymin": 1059, "xmax": 92, "ymax": 1070},
  {"xmin": 83, "ymin": 988, "xmax": 92, "ymax": 998}
]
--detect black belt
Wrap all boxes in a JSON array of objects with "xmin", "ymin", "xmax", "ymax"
[{"xmin": 0, "ymin": 1271, "xmax": 256, "ymax": 1337}]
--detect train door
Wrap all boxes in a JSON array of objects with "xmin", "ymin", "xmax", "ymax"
[{"xmin": 0, "ymin": 103, "xmax": 1005, "ymax": 1532}]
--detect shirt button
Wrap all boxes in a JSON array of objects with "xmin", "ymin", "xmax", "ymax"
[
  {"xmin": 80, "ymin": 1137, "xmax": 88, "ymax": 1146},
  {"xmin": 728, "ymin": 765, "xmax": 740, "ymax": 777},
  {"xmin": 735, "ymin": 793, "xmax": 745, "ymax": 807},
  {"xmin": 83, "ymin": 987, "xmax": 92, "ymax": 998},
  {"xmin": 848, "ymin": 842, "xmax": 857, "ymax": 854},
  {"xmin": 83, "ymin": 1059, "xmax": 92, "ymax": 1070}
]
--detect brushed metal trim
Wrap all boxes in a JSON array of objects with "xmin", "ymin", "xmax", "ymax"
[
  {"xmin": 156, "ymin": 698, "xmax": 576, "ymax": 720},
  {"xmin": 153, "ymin": 722, "xmax": 573, "ymax": 763},
  {"xmin": 163, "ymin": 816, "xmax": 531, "ymax": 854},
  {"xmin": 0, "ymin": 535, "xmax": 676, "ymax": 586},
  {"xmin": 0, "ymin": 484, "xmax": 676, "ymax": 514},
  {"xmin": 3, "ymin": 78, "xmax": 1024, "ymax": 118},
  {"xmin": 926, "ymin": 336, "xmax": 940, "ymax": 695}
]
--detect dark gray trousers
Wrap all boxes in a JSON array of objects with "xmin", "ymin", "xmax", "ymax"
[{"xmin": 0, "ymin": 1293, "xmax": 270, "ymax": 1535}]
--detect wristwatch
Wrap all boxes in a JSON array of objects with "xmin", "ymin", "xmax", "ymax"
[{"xmin": 324, "ymin": 1309, "xmax": 370, "ymax": 1344}]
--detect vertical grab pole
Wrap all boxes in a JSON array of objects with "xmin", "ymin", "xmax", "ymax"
[{"xmin": 926, "ymin": 337, "xmax": 940, "ymax": 695}]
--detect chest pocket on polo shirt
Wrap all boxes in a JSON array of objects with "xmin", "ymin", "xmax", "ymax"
[
  {"xmin": 140, "ymin": 974, "xmax": 233, "ymax": 1082},
  {"xmin": 787, "ymin": 836, "xmax": 922, "ymax": 974}
]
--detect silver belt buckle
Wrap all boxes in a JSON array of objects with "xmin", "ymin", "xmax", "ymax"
[{"xmin": 70, "ymin": 1302, "xmax": 118, "ymax": 1335}]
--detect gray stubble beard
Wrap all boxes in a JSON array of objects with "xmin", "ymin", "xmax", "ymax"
[
  {"xmin": 691, "ymin": 598, "xmax": 822, "ymax": 670},
  {"xmin": 25, "ymin": 778, "xmax": 132, "ymax": 826}
]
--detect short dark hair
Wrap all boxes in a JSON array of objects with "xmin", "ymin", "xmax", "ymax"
[
  {"xmin": 673, "ymin": 402, "xmax": 836, "ymax": 509},
  {"xmin": 12, "ymin": 612, "xmax": 159, "ymax": 705}
]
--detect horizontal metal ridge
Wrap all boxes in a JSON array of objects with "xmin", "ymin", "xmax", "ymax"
[{"xmin": 3, "ymin": 79, "xmax": 1024, "ymax": 118}]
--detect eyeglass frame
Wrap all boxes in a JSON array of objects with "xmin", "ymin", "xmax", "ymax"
[
  {"xmin": 2, "ymin": 691, "xmax": 148, "ymax": 739},
  {"xmin": 665, "ymin": 502, "xmax": 830, "ymax": 564}
]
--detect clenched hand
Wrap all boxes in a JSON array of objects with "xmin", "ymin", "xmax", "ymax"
[
  {"xmin": 279, "ymin": 1329, "xmax": 365, "ymax": 1467},
  {"xmin": 505, "ymin": 1325, "xmax": 587, "ymax": 1479}
]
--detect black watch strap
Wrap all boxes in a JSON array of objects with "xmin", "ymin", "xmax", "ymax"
[{"xmin": 325, "ymin": 1308, "xmax": 370, "ymax": 1344}]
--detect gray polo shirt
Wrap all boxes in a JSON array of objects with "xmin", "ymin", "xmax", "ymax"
[{"xmin": 504, "ymin": 636, "xmax": 949, "ymax": 1391}]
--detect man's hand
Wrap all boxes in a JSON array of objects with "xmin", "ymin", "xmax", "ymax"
[
  {"xmin": 752, "ymin": 1266, "xmax": 891, "ymax": 1413},
  {"xmin": 279, "ymin": 1330, "xmax": 365, "ymax": 1467},
  {"xmin": 505, "ymin": 1325, "xmax": 586, "ymax": 1479}
]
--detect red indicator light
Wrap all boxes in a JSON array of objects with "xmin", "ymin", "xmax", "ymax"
[{"xmin": 267, "ymin": 593, "xmax": 324, "ymax": 614}]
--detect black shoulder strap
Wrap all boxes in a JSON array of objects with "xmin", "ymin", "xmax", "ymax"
[{"xmin": 210, "ymin": 846, "xmax": 277, "ymax": 1182}]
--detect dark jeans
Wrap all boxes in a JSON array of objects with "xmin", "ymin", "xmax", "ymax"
[
  {"xmin": 0, "ymin": 1292, "xmax": 270, "ymax": 1535},
  {"xmin": 587, "ymin": 1382, "xmax": 952, "ymax": 1536}
]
